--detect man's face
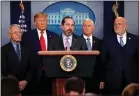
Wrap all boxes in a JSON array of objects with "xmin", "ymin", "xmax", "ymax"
[
  {"xmin": 34, "ymin": 15, "xmax": 47, "ymax": 31},
  {"xmin": 82, "ymin": 20, "xmax": 94, "ymax": 36},
  {"xmin": 8, "ymin": 26, "xmax": 22, "ymax": 43},
  {"xmin": 62, "ymin": 18, "xmax": 75, "ymax": 37},
  {"xmin": 114, "ymin": 17, "xmax": 127, "ymax": 36}
]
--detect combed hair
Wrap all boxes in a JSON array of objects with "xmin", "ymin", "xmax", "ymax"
[
  {"xmin": 1, "ymin": 76, "xmax": 20, "ymax": 96},
  {"xmin": 121, "ymin": 83, "xmax": 139, "ymax": 96},
  {"xmin": 61, "ymin": 16, "xmax": 75, "ymax": 25},
  {"xmin": 64, "ymin": 77, "xmax": 85, "ymax": 94},
  {"xmin": 83, "ymin": 18, "xmax": 95, "ymax": 26},
  {"xmin": 8, "ymin": 24, "xmax": 21, "ymax": 33},
  {"xmin": 34, "ymin": 12, "xmax": 48, "ymax": 22}
]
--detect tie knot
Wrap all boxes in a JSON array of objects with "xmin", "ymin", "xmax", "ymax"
[
  {"xmin": 40, "ymin": 31, "xmax": 44, "ymax": 34},
  {"xmin": 16, "ymin": 44, "xmax": 19, "ymax": 47},
  {"xmin": 66, "ymin": 37, "xmax": 69, "ymax": 41},
  {"xmin": 87, "ymin": 38, "xmax": 90, "ymax": 40},
  {"xmin": 120, "ymin": 36, "xmax": 123, "ymax": 39}
]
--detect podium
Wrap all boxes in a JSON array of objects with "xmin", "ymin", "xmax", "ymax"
[
  {"xmin": 38, "ymin": 51, "xmax": 100, "ymax": 77},
  {"xmin": 38, "ymin": 51, "xmax": 100, "ymax": 95}
]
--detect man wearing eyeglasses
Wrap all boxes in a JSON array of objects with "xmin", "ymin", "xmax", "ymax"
[{"xmin": 101, "ymin": 17, "xmax": 139, "ymax": 95}]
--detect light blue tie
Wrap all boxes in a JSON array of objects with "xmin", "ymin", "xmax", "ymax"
[
  {"xmin": 119, "ymin": 37, "xmax": 124, "ymax": 47},
  {"xmin": 87, "ymin": 38, "xmax": 92, "ymax": 50}
]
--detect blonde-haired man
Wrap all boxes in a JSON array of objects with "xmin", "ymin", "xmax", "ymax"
[{"xmin": 22, "ymin": 12, "xmax": 57, "ymax": 95}]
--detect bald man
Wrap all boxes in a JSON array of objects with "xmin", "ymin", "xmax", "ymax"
[
  {"xmin": 101, "ymin": 17, "xmax": 139, "ymax": 95},
  {"xmin": 82, "ymin": 19, "xmax": 103, "ymax": 94}
]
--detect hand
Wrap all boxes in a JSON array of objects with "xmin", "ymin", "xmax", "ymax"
[
  {"xmin": 99, "ymin": 82, "xmax": 104, "ymax": 89},
  {"xmin": 19, "ymin": 80, "xmax": 27, "ymax": 91}
]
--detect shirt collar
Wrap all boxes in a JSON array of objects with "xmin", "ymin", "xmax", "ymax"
[
  {"xmin": 62, "ymin": 33, "xmax": 72, "ymax": 40},
  {"xmin": 83, "ymin": 34, "xmax": 92, "ymax": 40},
  {"xmin": 37, "ymin": 29, "xmax": 46, "ymax": 34},
  {"xmin": 117, "ymin": 31, "xmax": 127, "ymax": 38},
  {"xmin": 11, "ymin": 40, "xmax": 20, "ymax": 48}
]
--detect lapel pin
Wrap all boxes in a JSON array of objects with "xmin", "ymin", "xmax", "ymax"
[
  {"xmin": 93, "ymin": 41, "xmax": 95, "ymax": 43},
  {"xmin": 129, "ymin": 37, "xmax": 131, "ymax": 40}
]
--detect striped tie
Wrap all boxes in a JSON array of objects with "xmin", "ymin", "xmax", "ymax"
[{"xmin": 119, "ymin": 37, "xmax": 124, "ymax": 47}]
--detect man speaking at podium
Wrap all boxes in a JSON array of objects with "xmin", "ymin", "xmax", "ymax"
[{"xmin": 49, "ymin": 16, "xmax": 87, "ymax": 51}]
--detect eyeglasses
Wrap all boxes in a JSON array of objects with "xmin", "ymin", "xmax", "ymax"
[{"xmin": 10, "ymin": 31, "xmax": 22, "ymax": 35}]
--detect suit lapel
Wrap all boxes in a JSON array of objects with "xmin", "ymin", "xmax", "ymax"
[
  {"xmin": 33, "ymin": 29, "xmax": 41, "ymax": 51},
  {"xmin": 126, "ymin": 33, "xmax": 131, "ymax": 46},
  {"xmin": 60, "ymin": 35, "xmax": 65, "ymax": 50},
  {"xmin": 92, "ymin": 36, "xmax": 97, "ymax": 50},
  {"xmin": 9, "ymin": 42, "xmax": 20, "ymax": 63},
  {"xmin": 71, "ymin": 34, "xmax": 77, "ymax": 50}
]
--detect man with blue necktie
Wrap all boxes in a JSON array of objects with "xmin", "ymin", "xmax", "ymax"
[
  {"xmin": 82, "ymin": 19, "xmax": 103, "ymax": 95},
  {"xmin": 101, "ymin": 17, "xmax": 139, "ymax": 95},
  {"xmin": 1, "ymin": 24, "xmax": 36, "ymax": 94}
]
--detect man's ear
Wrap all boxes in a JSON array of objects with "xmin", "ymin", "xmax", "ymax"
[{"xmin": 8, "ymin": 33, "xmax": 11, "ymax": 39}]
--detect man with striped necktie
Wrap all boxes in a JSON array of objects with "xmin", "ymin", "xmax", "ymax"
[{"xmin": 101, "ymin": 17, "xmax": 139, "ymax": 95}]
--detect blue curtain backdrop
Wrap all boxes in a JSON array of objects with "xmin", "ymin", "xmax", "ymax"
[{"xmin": 10, "ymin": 1, "xmax": 31, "ymax": 32}]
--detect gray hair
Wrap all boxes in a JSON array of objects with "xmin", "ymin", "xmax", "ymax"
[
  {"xmin": 8, "ymin": 24, "xmax": 21, "ymax": 33},
  {"xmin": 83, "ymin": 18, "xmax": 95, "ymax": 26}
]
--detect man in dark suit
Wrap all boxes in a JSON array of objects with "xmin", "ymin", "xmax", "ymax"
[
  {"xmin": 49, "ymin": 16, "xmax": 87, "ymax": 50},
  {"xmin": 1, "ymin": 24, "xmax": 35, "ymax": 94},
  {"xmin": 82, "ymin": 19, "xmax": 103, "ymax": 94},
  {"xmin": 101, "ymin": 17, "xmax": 139, "ymax": 95},
  {"xmin": 22, "ymin": 12, "xmax": 57, "ymax": 95}
]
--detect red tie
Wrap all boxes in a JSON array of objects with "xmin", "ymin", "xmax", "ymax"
[{"xmin": 40, "ymin": 31, "xmax": 46, "ymax": 51}]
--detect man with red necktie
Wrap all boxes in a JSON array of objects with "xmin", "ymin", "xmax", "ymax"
[{"xmin": 22, "ymin": 12, "xmax": 57, "ymax": 95}]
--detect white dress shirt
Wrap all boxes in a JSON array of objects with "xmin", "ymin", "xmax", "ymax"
[
  {"xmin": 37, "ymin": 29, "xmax": 48, "ymax": 50},
  {"xmin": 83, "ymin": 34, "xmax": 93, "ymax": 48},
  {"xmin": 62, "ymin": 34, "xmax": 72, "ymax": 48},
  {"xmin": 117, "ymin": 32, "xmax": 127, "ymax": 46}
]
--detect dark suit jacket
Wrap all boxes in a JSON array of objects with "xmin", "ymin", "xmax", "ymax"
[
  {"xmin": 21, "ymin": 29, "xmax": 58, "ymax": 80},
  {"xmin": 1, "ymin": 42, "xmax": 35, "ymax": 83},
  {"xmin": 102, "ymin": 32, "xmax": 138, "ymax": 89},
  {"xmin": 49, "ymin": 34, "xmax": 87, "ymax": 50},
  {"xmin": 22, "ymin": 29, "xmax": 58, "ymax": 53},
  {"xmin": 82, "ymin": 35, "xmax": 102, "ymax": 93}
]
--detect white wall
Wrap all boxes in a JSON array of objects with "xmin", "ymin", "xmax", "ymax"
[
  {"xmin": 124, "ymin": 1, "xmax": 139, "ymax": 35},
  {"xmin": 1, "ymin": 1, "xmax": 10, "ymax": 46}
]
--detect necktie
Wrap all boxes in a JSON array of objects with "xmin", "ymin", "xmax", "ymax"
[
  {"xmin": 65, "ymin": 37, "xmax": 70, "ymax": 51},
  {"xmin": 119, "ymin": 37, "xmax": 124, "ymax": 47},
  {"xmin": 40, "ymin": 31, "xmax": 46, "ymax": 51},
  {"xmin": 16, "ymin": 44, "xmax": 21, "ymax": 61},
  {"xmin": 87, "ymin": 38, "xmax": 92, "ymax": 50}
]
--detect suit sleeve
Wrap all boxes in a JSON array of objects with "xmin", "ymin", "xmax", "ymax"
[
  {"xmin": 1, "ymin": 47, "xmax": 8, "ymax": 76},
  {"xmin": 100, "ymin": 39, "xmax": 109, "ymax": 82},
  {"xmin": 25, "ymin": 48, "xmax": 38, "ymax": 83}
]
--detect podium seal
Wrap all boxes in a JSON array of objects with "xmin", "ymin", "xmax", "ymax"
[{"xmin": 60, "ymin": 55, "xmax": 77, "ymax": 72}]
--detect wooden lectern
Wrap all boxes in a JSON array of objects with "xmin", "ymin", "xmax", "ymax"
[{"xmin": 38, "ymin": 51, "xmax": 100, "ymax": 95}]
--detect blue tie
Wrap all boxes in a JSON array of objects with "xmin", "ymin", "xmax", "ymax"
[
  {"xmin": 119, "ymin": 37, "xmax": 124, "ymax": 47},
  {"xmin": 16, "ymin": 44, "xmax": 21, "ymax": 61},
  {"xmin": 87, "ymin": 38, "xmax": 92, "ymax": 50}
]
